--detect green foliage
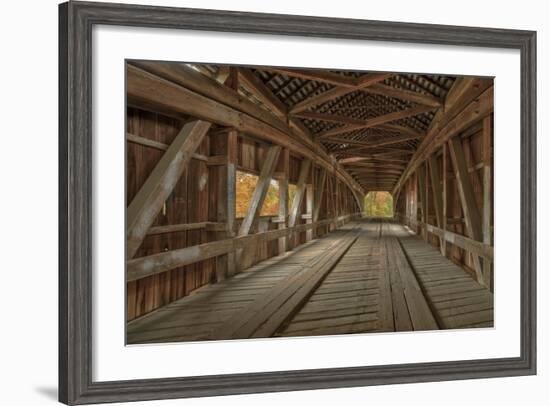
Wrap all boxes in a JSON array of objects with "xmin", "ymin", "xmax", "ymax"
[{"xmin": 364, "ymin": 191, "xmax": 393, "ymax": 217}]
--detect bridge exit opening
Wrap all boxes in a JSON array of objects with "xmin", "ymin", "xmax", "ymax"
[{"xmin": 364, "ymin": 191, "xmax": 394, "ymax": 218}]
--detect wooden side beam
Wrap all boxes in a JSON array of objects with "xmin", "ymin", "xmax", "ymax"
[
  {"xmin": 126, "ymin": 120, "xmax": 211, "ymax": 259},
  {"xmin": 126, "ymin": 214, "xmax": 359, "ymax": 281},
  {"xmin": 126, "ymin": 132, "xmax": 207, "ymax": 161}
]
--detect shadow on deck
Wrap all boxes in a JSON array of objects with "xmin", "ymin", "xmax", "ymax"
[{"xmin": 127, "ymin": 219, "xmax": 493, "ymax": 344}]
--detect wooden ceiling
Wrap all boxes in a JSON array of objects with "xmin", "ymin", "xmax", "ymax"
[{"xmin": 181, "ymin": 64, "xmax": 456, "ymax": 193}]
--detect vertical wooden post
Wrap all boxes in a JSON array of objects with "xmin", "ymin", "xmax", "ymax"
[
  {"xmin": 448, "ymin": 135, "xmax": 484, "ymax": 283},
  {"xmin": 417, "ymin": 166, "xmax": 427, "ymax": 241},
  {"xmin": 312, "ymin": 169, "xmax": 327, "ymax": 227},
  {"xmin": 425, "ymin": 162, "xmax": 430, "ymax": 242},
  {"xmin": 236, "ymin": 145, "xmax": 281, "ymax": 270},
  {"xmin": 442, "ymin": 144, "xmax": 448, "ymax": 256},
  {"xmin": 482, "ymin": 115, "xmax": 493, "ymax": 289},
  {"xmin": 305, "ymin": 165, "xmax": 315, "ymax": 242},
  {"xmin": 288, "ymin": 159, "xmax": 312, "ymax": 248},
  {"xmin": 335, "ymin": 179, "xmax": 340, "ymax": 218},
  {"xmin": 214, "ymin": 129, "xmax": 237, "ymax": 281},
  {"xmin": 428, "ymin": 154, "xmax": 444, "ymax": 248},
  {"xmin": 277, "ymin": 148, "xmax": 289, "ymax": 255},
  {"xmin": 392, "ymin": 189, "xmax": 400, "ymax": 219}
]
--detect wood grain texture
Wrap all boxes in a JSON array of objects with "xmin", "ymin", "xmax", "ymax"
[
  {"xmin": 59, "ymin": 2, "xmax": 536, "ymax": 404},
  {"xmin": 126, "ymin": 120, "xmax": 211, "ymax": 259},
  {"xmin": 128, "ymin": 220, "xmax": 492, "ymax": 343}
]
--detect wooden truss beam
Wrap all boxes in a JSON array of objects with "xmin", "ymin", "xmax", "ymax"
[
  {"xmin": 238, "ymin": 145, "xmax": 282, "ymax": 236},
  {"xmin": 289, "ymin": 73, "xmax": 392, "ymax": 114},
  {"xmin": 126, "ymin": 132, "xmax": 208, "ymax": 161},
  {"xmin": 335, "ymin": 145, "xmax": 414, "ymax": 156},
  {"xmin": 344, "ymin": 162, "xmax": 406, "ymax": 170},
  {"xmin": 214, "ymin": 129, "xmax": 237, "ymax": 280},
  {"xmin": 126, "ymin": 120, "xmax": 211, "ymax": 259},
  {"xmin": 292, "ymin": 112, "xmax": 424, "ymax": 139},
  {"xmin": 392, "ymin": 77, "xmax": 493, "ymax": 196},
  {"xmin": 236, "ymin": 145, "xmax": 282, "ymax": 269},
  {"xmin": 127, "ymin": 214, "xmax": 359, "ymax": 281},
  {"xmin": 237, "ymin": 68, "xmax": 312, "ymax": 140},
  {"xmin": 441, "ymin": 144, "xmax": 448, "ymax": 256},
  {"xmin": 338, "ymin": 156, "xmax": 409, "ymax": 164},
  {"xmin": 264, "ymin": 67, "xmax": 358, "ymax": 87},
  {"xmin": 312, "ymin": 169, "xmax": 327, "ymax": 223},
  {"xmin": 364, "ymin": 83, "xmax": 442, "ymax": 107},
  {"xmin": 127, "ymin": 64, "xmax": 364, "ymax": 197},
  {"xmin": 448, "ymin": 135, "xmax": 484, "ymax": 283},
  {"xmin": 288, "ymin": 159, "xmax": 312, "ymax": 247},
  {"xmin": 317, "ymin": 105, "xmax": 435, "ymax": 138},
  {"xmin": 277, "ymin": 148, "xmax": 290, "ymax": 255},
  {"xmin": 428, "ymin": 155, "xmax": 444, "ymax": 248},
  {"xmin": 291, "ymin": 111, "xmax": 367, "ymax": 126},
  {"xmin": 321, "ymin": 132, "xmax": 423, "ymax": 149},
  {"xmin": 237, "ymin": 68, "xmax": 288, "ymax": 116},
  {"xmin": 482, "ymin": 115, "xmax": 493, "ymax": 289},
  {"xmin": 417, "ymin": 165, "xmax": 428, "ymax": 241}
]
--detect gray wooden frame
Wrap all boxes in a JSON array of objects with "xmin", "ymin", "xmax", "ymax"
[{"xmin": 59, "ymin": 1, "xmax": 537, "ymax": 404}]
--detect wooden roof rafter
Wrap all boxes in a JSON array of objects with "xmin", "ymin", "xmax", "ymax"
[
  {"xmin": 392, "ymin": 77, "xmax": 494, "ymax": 196},
  {"xmin": 263, "ymin": 67, "xmax": 358, "ymax": 88},
  {"xmin": 363, "ymin": 83, "xmax": 442, "ymax": 107},
  {"xmin": 316, "ymin": 104, "xmax": 436, "ymax": 139},
  {"xmin": 289, "ymin": 72, "xmax": 393, "ymax": 114}
]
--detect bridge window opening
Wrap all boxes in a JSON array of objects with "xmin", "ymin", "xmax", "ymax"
[
  {"xmin": 364, "ymin": 191, "xmax": 394, "ymax": 218},
  {"xmin": 236, "ymin": 170, "xmax": 280, "ymax": 218},
  {"xmin": 288, "ymin": 183, "xmax": 297, "ymax": 209}
]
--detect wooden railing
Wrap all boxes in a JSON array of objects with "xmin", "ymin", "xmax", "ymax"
[
  {"xmin": 397, "ymin": 213, "xmax": 493, "ymax": 262},
  {"xmin": 127, "ymin": 213, "xmax": 360, "ymax": 282}
]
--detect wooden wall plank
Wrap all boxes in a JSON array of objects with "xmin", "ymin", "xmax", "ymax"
[{"xmin": 127, "ymin": 120, "xmax": 212, "ymax": 259}]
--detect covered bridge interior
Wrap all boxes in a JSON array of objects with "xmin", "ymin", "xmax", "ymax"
[{"xmin": 126, "ymin": 61, "xmax": 494, "ymax": 343}]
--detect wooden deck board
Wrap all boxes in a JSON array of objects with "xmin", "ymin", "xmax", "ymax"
[{"xmin": 127, "ymin": 220, "xmax": 493, "ymax": 344}]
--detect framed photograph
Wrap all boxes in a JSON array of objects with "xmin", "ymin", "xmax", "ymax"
[{"xmin": 59, "ymin": 1, "xmax": 536, "ymax": 404}]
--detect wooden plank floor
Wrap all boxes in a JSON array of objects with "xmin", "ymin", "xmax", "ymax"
[
  {"xmin": 127, "ymin": 220, "xmax": 493, "ymax": 344},
  {"xmin": 390, "ymin": 223, "xmax": 494, "ymax": 329}
]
